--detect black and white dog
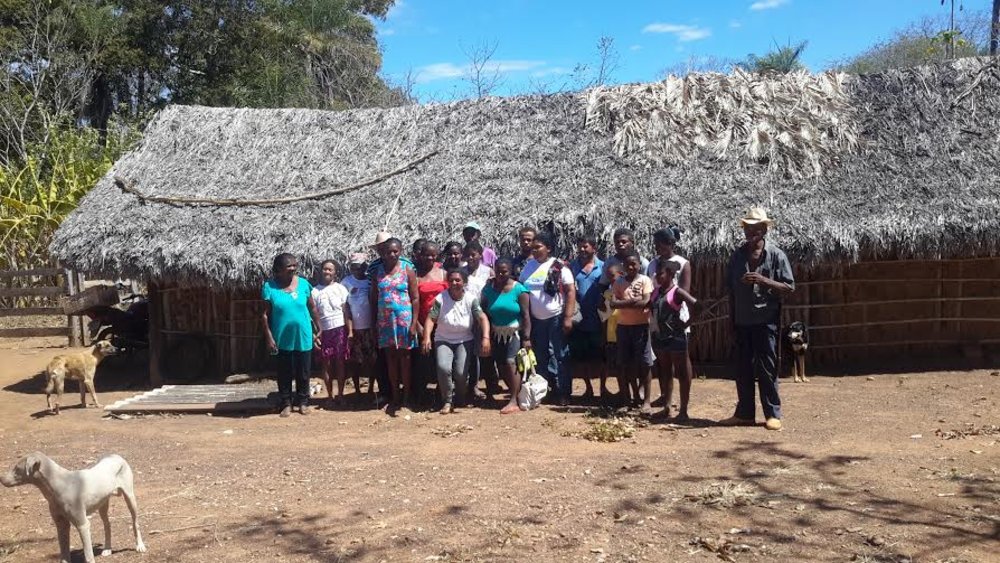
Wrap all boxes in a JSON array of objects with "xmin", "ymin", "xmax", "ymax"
[{"xmin": 784, "ymin": 321, "xmax": 809, "ymax": 383}]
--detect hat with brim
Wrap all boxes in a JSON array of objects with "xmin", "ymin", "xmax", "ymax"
[
  {"xmin": 739, "ymin": 207, "xmax": 774, "ymax": 227},
  {"xmin": 370, "ymin": 231, "xmax": 392, "ymax": 249}
]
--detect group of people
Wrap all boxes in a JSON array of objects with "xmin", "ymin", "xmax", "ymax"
[{"xmin": 260, "ymin": 208, "xmax": 795, "ymax": 431}]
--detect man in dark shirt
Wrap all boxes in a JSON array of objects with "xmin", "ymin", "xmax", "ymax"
[
  {"xmin": 510, "ymin": 226, "xmax": 537, "ymax": 278},
  {"xmin": 720, "ymin": 208, "xmax": 795, "ymax": 431}
]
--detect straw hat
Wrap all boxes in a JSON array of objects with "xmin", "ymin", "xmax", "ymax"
[
  {"xmin": 370, "ymin": 231, "xmax": 393, "ymax": 248},
  {"xmin": 739, "ymin": 207, "xmax": 774, "ymax": 227}
]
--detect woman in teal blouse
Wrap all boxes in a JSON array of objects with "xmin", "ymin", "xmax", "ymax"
[{"xmin": 262, "ymin": 253, "xmax": 322, "ymax": 417}]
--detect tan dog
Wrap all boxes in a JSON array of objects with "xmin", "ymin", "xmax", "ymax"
[
  {"xmin": 1, "ymin": 452, "xmax": 146, "ymax": 563},
  {"xmin": 45, "ymin": 340, "xmax": 116, "ymax": 414}
]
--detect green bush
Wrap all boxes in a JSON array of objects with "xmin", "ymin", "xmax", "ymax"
[{"xmin": 0, "ymin": 123, "xmax": 137, "ymax": 271}]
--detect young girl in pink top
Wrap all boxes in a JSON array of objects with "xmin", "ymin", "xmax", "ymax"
[{"xmin": 650, "ymin": 260, "xmax": 699, "ymax": 422}]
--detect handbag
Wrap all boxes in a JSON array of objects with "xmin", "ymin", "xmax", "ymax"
[{"xmin": 515, "ymin": 348, "xmax": 548, "ymax": 410}]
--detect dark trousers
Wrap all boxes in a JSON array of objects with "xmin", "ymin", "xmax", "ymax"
[
  {"xmin": 276, "ymin": 350, "xmax": 311, "ymax": 407},
  {"xmin": 734, "ymin": 324, "xmax": 782, "ymax": 420},
  {"xmin": 531, "ymin": 315, "xmax": 571, "ymax": 399}
]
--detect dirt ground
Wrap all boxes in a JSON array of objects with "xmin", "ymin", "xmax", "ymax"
[{"xmin": 0, "ymin": 341, "xmax": 997, "ymax": 563}]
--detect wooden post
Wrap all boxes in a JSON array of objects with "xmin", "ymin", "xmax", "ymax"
[
  {"xmin": 229, "ymin": 293, "xmax": 237, "ymax": 374},
  {"xmin": 76, "ymin": 272, "xmax": 88, "ymax": 345},
  {"xmin": 64, "ymin": 267, "xmax": 81, "ymax": 347},
  {"xmin": 148, "ymin": 283, "xmax": 163, "ymax": 387}
]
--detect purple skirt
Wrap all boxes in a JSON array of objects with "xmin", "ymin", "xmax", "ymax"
[{"xmin": 319, "ymin": 327, "xmax": 350, "ymax": 361}]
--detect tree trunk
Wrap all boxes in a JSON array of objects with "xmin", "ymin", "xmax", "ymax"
[
  {"xmin": 86, "ymin": 73, "xmax": 113, "ymax": 146},
  {"xmin": 991, "ymin": 0, "xmax": 999, "ymax": 56}
]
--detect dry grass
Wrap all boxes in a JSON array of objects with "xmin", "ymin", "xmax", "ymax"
[
  {"xmin": 586, "ymin": 68, "xmax": 860, "ymax": 178},
  {"xmin": 934, "ymin": 424, "xmax": 1000, "ymax": 440},
  {"xmin": 565, "ymin": 411, "xmax": 648, "ymax": 443},
  {"xmin": 686, "ymin": 481, "xmax": 760, "ymax": 509}
]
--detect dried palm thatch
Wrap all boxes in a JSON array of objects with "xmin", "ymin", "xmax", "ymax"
[
  {"xmin": 50, "ymin": 57, "xmax": 1000, "ymax": 288},
  {"xmin": 585, "ymin": 68, "xmax": 860, "ymax": 178}
]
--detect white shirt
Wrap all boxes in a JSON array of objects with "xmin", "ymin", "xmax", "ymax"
[
  {"xmin": 518, "ymin": 258, "xmax": 575, "ymax": 320},
  {"xmin": 341, "ymin": 276, "xmax": 372, "ymax": 330},
  {"xmin": 465, "ymin": 263, "xmax": 493, "ymax": 298},
  {"xmin": 430, "ymin": 291, "xmax": 482, "ymax": 344},
  {"xmin": 311, "ymin": 283, "xmax": 349, "ymax": 331}
]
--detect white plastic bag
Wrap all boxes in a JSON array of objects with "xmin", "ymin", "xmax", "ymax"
[{"xmin": 515, "ymin": 348, "xmax": 547, "ymax": 410}]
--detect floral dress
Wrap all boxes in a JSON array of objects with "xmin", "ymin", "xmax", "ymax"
[{"xmin": 375, "ymin": 262, "xmax": 416, "ymax": 349}]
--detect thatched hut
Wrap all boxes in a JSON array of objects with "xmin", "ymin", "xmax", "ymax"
[{"xmin": 51, "ymin": 58, "xmax": 1000, "ymax": 380}]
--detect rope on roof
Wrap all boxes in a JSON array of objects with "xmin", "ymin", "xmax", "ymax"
[{"xmin": 113, "ymin": 150, "xmax": 439, "ymax": 207}]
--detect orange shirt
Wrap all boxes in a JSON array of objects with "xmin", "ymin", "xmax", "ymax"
[{"xmin": 613, "ymin": 274, "xmax": 653, "ymax": 326}]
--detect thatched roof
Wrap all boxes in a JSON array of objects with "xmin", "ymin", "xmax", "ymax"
[{"xmin": 52, "ymin": 58, "xmax": 1000, "ymax": 287}]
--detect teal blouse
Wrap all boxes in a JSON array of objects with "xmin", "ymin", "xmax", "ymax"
[{"xmin": 262, "ymin": 276, "xmax": 314, "ymax": 352}]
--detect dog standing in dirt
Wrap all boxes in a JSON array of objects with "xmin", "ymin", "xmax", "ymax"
[
  {"xmin": 785, "ymin": 321, "xmax": 809, "ymax": 383},
  {"xmin": 1, "ymin": 452, "xmax": 146, "ymax": 563},
  {"xmin": 44, "ymin": 340, "xmax": 116, "ymax": 414}
]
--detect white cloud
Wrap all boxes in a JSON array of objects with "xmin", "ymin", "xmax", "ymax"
[
  {"xmin": 380, "ymin": 28, "xmax": 396, "ymax": 36},
  {"xmin": 749, "ymin": 0, "xmax": 789, "ymax": 11},
  {"xmin": 530, "ymin": 67, "xmax": 571, "ymax": 78},
  {"xmin": 629, "ymin": 44, "xmax": 642, "ymax": 52},
  {"xmin": 642, "ymin": 23, "xmax": 712, "ymax": 42},
  {"xmin": 416, "ymin": 60, "xmax": 548, "ymax": 83},
  {"xmin": 729, "ymin": 20, "xmax": 742, "ymax": 29}
]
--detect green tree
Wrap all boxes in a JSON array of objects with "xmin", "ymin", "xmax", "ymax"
[
  {"xmin": 834, "ymin": 10, "xmax": 991, "ymax": 74},
  {"xmin": 739, "ymin": 41, "xmax": 808, "ymax": 74}
]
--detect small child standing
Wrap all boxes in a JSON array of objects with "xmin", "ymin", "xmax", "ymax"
[
  {"xmin": 650, "ymin": 260, "xmax": 699, "ymax": 421},
  {"xmin": 312, "ymin": 260, "xmax": 353, "ymax": 407},
  {"xmin": 610, "ymin": 252, "xmax": 654, "ymax": 407}
]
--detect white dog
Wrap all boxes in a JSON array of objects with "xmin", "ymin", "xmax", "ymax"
[{"xmin": 1, "ymin": 452, "xmax": 146, "ymax": 562}]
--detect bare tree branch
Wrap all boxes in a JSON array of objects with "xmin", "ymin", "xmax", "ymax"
[{"xmin": 461, "ymin": 40, "xmax": 503, "ymax": 98}]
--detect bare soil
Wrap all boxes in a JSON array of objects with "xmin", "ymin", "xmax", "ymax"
[{"xmin": 0, "ymin": 343, "xmax": 997, "ymax": 562}]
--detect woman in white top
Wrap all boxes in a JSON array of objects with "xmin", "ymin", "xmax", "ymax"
[
  {"xmin": 647, "ymin": 226, "xmax": 694, "ymax": 420},
  {"xmin": 518, "ymin": 232, "xmax": 577, "ymax": 406},
  {"xmin": 342, "ymin": 253, "xmax": 375, "ymax": 401},
  {"xmin": 311, "ymin": 260, "xmax": 353, "ymax": 406},
  {"xmin": 422, "ymin": 268, "xmax": 491, "ymax": 414},
  {"xmin": 462, "ymin": 241, "xmax": 494, "ymax": 298}
]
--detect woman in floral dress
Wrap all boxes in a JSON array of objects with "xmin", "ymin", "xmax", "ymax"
[{"xmin": 370, "ymin": 237, "xmax": 419, "ymax": 415}]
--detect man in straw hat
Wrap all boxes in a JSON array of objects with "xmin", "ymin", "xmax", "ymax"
[{"xmin": 719, "ymin": 207, "xmax": 795, "ymax": 431}]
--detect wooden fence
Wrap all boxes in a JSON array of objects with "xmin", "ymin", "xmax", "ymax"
[
  {"xmin": 0, "ymin": 267, "xmax": 87, "ymax": 346},
  {"xmin": 687, "ymin": 257, "xmax": 1000, "ymax": 365}
]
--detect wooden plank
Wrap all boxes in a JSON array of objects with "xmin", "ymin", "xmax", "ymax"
[
  {"xmin": 0, "ymin": 327, "xmax": 70, "ymax": 338},
  {"xmin": 783, "ymin": 296, "xmax": 1000, "ymax": 311},
  {"xmin": 795, "ymin": 277, "xmax": 998, "ymax": 287},
  {"xmin": 811, "ymin": 339, "xmax": 1000, "ymax": 351},
  {"xmin": 107, "ymin": 401, "xmax": 274, "ymax": 413},
  {"xmin": 810, "ymin": 318, "xmax": 1000, "ymax": 331},
  {"xmin": 0, "ymin": 267, "xmax": 63, "ymax": 279},
  {"xmin": 0, "ymin": 286, "xmax": 65, "ymax": 298},
  {"xmin": 0, "ymin": 307, "xmax": 64, "ymax": 317}
]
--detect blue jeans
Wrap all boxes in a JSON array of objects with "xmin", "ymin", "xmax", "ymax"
[
  {"xmin": 734, "ymin": 324, "xmax": 782, "ymax": 420},
  {"xmin": 531, "ymin": 315, "xmax": 571, "ymax": 399}
]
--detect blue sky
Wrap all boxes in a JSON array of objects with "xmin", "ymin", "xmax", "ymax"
[{"xmin": 373, "ymin": 0, "xmax": 992, "ymax": 101}]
